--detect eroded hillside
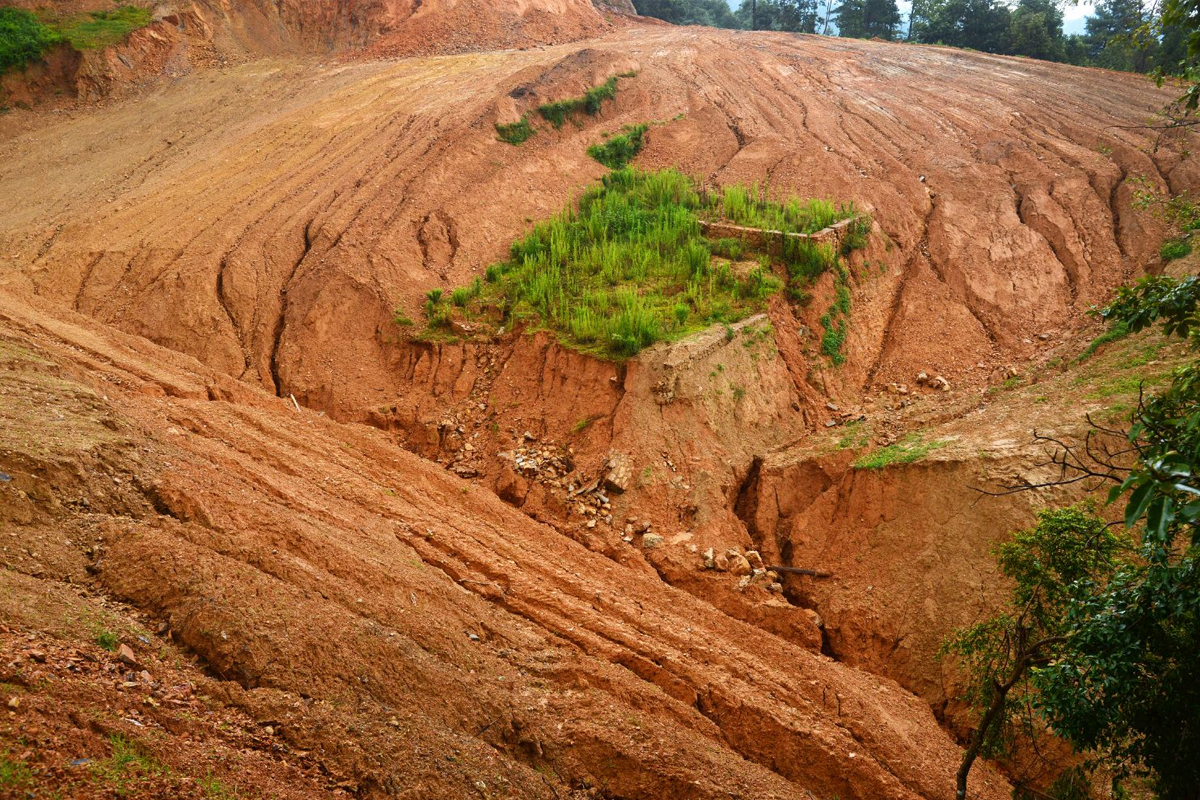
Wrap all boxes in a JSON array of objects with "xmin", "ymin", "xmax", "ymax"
[{"xmin": 1, "ymin": 8, "xmax": 1195, "ymax": 799}]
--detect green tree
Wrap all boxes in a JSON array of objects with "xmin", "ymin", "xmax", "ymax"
[
  {"xmin": 1008, "ymin": 0, "xmax": 1066, "ymax": 61},
  {"xmin": 948, "ymin": 274, "xmax": 1200, "ymax": 798},
  {"xmin": 912, "ymin": 0, "xmax": 1012, "ymax": 53},
  {"xmin": 834, "ymin": 0, "xmax": 902, "ymax": 39},
  {"xmin": 942, "ymin": 506, "xmax": 1124, "ymax": 800},
  {"xmin": 632, "ymin": 0, "xmax": 743, "ymax": 27},
  {"xmin": 736, "ymin": 0, "xmax": 820, "ymax": 32},
  {"xmin": 1085, "ymin": 0, "xmax": 1157, "ymax": 71}
]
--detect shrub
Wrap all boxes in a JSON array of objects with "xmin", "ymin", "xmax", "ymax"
[
  {"xmin": 495, "ymin": 116, "xmax": 535, "ymax": 145},
  {"xmin": 587, "ymin": 123, "xmax": 648, "ymax": 170},
  {"xmin": 1160, "ymin": 237, "xmax": 1191, "ymax": 261},
  {"xmin": 537, "ymin": 76, "xmax": 622, "ymax": 128},
  {"xmin": 0, "ymin": 7, "xmax": 62, "ymax": 72},
  {"xmin": 451, "ymin": 287, "xmax": 472, "ymax": 307}
]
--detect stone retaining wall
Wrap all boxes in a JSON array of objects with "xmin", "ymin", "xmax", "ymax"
[{"xmin": 698, "ymin": 215, "xmax": 861, "ymax": 257}]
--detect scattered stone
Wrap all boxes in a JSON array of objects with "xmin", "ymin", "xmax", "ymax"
[
  {"xmin": 726, "ymin": 553, "xmax": 752, "ymax": 576},
  {"xmin": 642, "ymin": 533, "xmax": 664, "ymax": 549},
  {"xmin": 467, "ymin": 633, "xmax": 481, "ymax": 642},
  {"xmin": 634, "ymin": 520, "xmax": 652, "ymax": 534},
  {"xmin": 117, "ymin": 644, "xmax": 140, "ymax": 668},
  {"xmin": 825, "ymin": 401, "xmax": 839, "ymax": 412},
  {"xmin": 6, "ymin": 697, "xmax": 18, "ymax": 710},
  {"xmin": 768, "ymin": 582, "xmax": 784, "ymax": 594},
  {"xmin": 603, "ymin": 453, "xmax": 632, "ymax": 494},
  {"xmin": 931, "ymin": 375, "xmax": 950, "ymax": 392},
  {"xmin": 744, "ymin": 550, "xmax": 765, "ymax": 570},
  {"xmin": 586, "ymin": 519, "xmax": 596, "ymax": 529},
  {"xmin": 29, "ymin": 650, "xmax": 46, "ymax": 663},
  {"xmin": 702, "ymin": 548, "xmax": 715, "ymax": 569},
  {"xmin": 1037, "ymin": 332, "xmax": 1051, "ymax": 340},
  {"xmin": 916, "ymin": 371, "xmax": 928, "ymax": 385},
  {"xmin": 714, "ymin": 552, "xmax": 730, "ymax": 572}
]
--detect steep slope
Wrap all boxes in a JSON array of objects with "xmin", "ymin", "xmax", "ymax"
[
  {"xmin": 0, "ymin": 287, "xmax": 1010, "ymax": 800},
  {"xmin": 0, "ymin": 28, "xmax": 1186, "ymax": 417}
]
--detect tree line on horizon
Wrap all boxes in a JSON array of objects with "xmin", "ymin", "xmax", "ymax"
[{"xmin": 631, "ymin": 0, "xmax": 1187, "ymax": 73}]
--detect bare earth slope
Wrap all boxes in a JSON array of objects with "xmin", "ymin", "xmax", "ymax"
[
  {"xmin": 2, "ymin": 17, "xmax": 1196, "ymax": 800},
  {"xmin": 0, "ymin": 288, "xmax": 1010, "ymax": 799},
  {"xmin": 0, "ymin": 27, "xmax": 1185, "ymax": 418}
]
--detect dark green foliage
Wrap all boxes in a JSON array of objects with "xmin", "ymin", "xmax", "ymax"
[
  {"xmin": 495, "ymin": 116, "xmax": 535, "ymax": 145},
  {"xmin": 1160, "ymin": 237, "xmax": 1192, "ymax": 261},
  {"xmin": 736, "ymin": 0, "xmax": 820, "ymax": 32},
  {"xmin": 0, "ymin": 7, "xmax": 62, "ymax": 72},
  {"xmin": 587, "ymin": 123, "xmax": 649, "ymax": 169},
  {"xmin": 1085, "ymin": 0, "xmax": 1157, "ymax": 72},
  {"xmin": 911, "ymin": 0, "xmax": 1013, "ymax": 53},
  {"xmin": 947, "ymin": 274, "xmax": 1200, "ymax": 798},
  {"xmin": 538, "ymin": 77, "xmax": 620, "ymax": 128},
  {"xmin": 833, "ymin": 0, "xmax": 902, "ymax": 40},
  {"xmin": 634, "ymin": 0, "xmax": 743, "ymax": 26}
]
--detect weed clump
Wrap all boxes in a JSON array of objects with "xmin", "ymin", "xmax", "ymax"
[
  {"xmin": 538, "ymin": 76, "xmax": 622, "ymax": 128},
  {"xmin": 495, "ymin": 116, "xmax": 535, "ymax": 145},
  {"xmin": 1160, "ymin": 237, "xmax": 1191, "ymax": 262},
  {"xmin": 853, "ymin": 433, "xmax": 947, "ymax": 470},
  {"xmin": 587, "ymin": 123, "xmax": 648, "ymax": 169}
]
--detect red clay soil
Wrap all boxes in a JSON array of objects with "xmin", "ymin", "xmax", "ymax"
[
  {"xmin": 1, "ymin": 9, "xmax": 1197, "ymax": 799},
  {"xmin": 0, "ymin": 288, "xmax": 1012, "ymax": 799}
]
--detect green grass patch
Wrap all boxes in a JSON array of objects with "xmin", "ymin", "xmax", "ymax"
[
  {"xmin": 853, "ymin": 433, "xmax": 947, "ymax": 470},
  {"xmin": 587, "ymin": 123, "xmax": 648, "ymax": 169},
  {"xmin": 572, "ymin": 414, "xmax": 603, "ymax": 433},
  {"xmin": 0, "ymin": 751, "xmax": 33, "ymax": 789},
  {"xmin": 44, "ymin": 5, "xmax": 152, "ymax": 51},
  {"xmin": 538, "ymin": 75, "xmax": 623, "ymax": 128},
  {"xmin": 92, "ymin": 734, "xmax": 167, "ymax": 792},
  {"xmin": 495, "ymin": 116, "xmax": 535, "ymax": 145},
  {"xmin": 1160, "ymin": 237, "xmax": 1191, "ymax": 262},
  {"xmin": 426, "ymin": 168, "xmax": 819, "ymax": 358},
  {"xmin": 1076, "ymin": 320, "xmax": 1131, "ymax": 363},
  {"xmin": 95, "ymin": 629, "xmax": 120, "ymax": 651},
  {"xmin": 0, "ymin": 7, "xmax": 62, "ymax": 72}
]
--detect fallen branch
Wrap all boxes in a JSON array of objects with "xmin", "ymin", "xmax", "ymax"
[{"xmin": 767, "ymin": 565, "xmax": 832, "ymax": 578}]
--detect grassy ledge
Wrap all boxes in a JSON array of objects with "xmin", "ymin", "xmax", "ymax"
[
  {"xmin": 408, "ymin": 168, "xmax": 868, "ymax": 359},
  {"xmin": 853, "ymin": 433, "xmax": 947, "ymax": 470},
  {"xmin": 1, "ymin": 5, "xmax": 152, "ymax": 72},
  {"xmin": 537, "ymin": 73, "xmax": 635, "ymax": 128}
]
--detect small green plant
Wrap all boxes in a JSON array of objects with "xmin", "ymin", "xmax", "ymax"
[
  {"xmin": 1160, "ymin": 237, "xmax": 1191, "ymax": 261},
  {"xmin": 95, "ymin": 629, "xmax": 119, "ymax": 651},
  {"xmin": 495, "ymin": 116, "xmax": 535, "ymax": 145},
  {"xmin": 853, "ymin": 433, "xmax": 946, "ymax": 470},
  {"xmin": 572, "ymin": 414, "xmax": 603, "ymax": 433},
  {"xmin": 537, "ymin": 76, "xmax": 622, "ymax": 128},
  {"xmin": 201, "ymin": 772, "xmax": 243, "ymax": 799},
  {"xmin": 731, "ymin": 384, "xmax": 746, "ymax": 401},
  {"xmin": 0, "ymin": 751, "xmax": 33, "ymax": 789},
  {"xmin": 1075, "ymin": 320, "xmax": 1130, "ymax": 363},
  {"xmin": 393, "ymin": 309, "xmax": 414, "ymax": 326},
  {"xmin": 92, "ymin": 734, "xmax": 167, "ymax": 792},
  {"xmin": 587, "ymin": 123, "xmax": 648, "ymax": 170}
]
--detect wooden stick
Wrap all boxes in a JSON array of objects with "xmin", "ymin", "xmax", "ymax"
[{"xmin": 767, "ymin": 565, "xmax": 833, "ymax": 578}]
